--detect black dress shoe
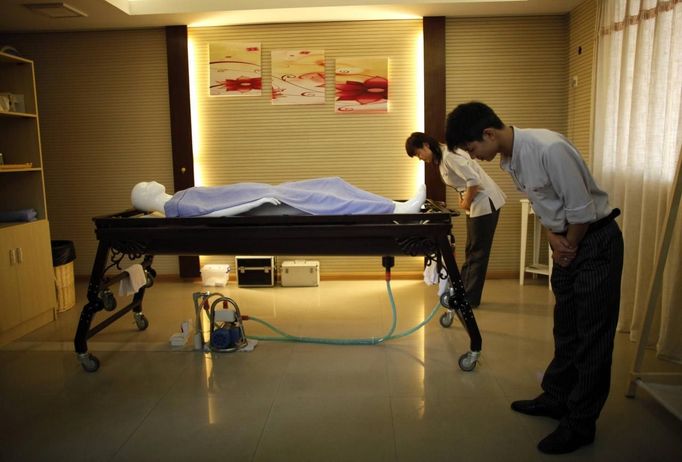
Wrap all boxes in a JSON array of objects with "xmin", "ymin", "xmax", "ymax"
[
  {"xmin": 537, "ymin": 424, "xmax": 594, "ymax": 454},
  {"xmin": 510, "ymin": 397, "xmax": 566, "ymax": 419}
]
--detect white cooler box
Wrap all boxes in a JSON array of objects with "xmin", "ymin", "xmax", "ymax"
[
  {"xmin": 200, "ymin": 264, "xmax": 231, "ymax": 287},
  {"xmin": 281, "ymin": 260, "xmax": 320, "ymax": 287}
]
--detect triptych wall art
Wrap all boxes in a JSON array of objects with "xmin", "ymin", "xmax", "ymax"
[{"xmin": 208, "ymin": 42, "xmax": 388, "ymax": 113}]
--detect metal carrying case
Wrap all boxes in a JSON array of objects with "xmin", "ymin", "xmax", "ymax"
[
  {"xmin": 280, "ymin": 260, "xmax": 320, "ymax": 287},
  {"xmin": 235, "ymin": 256, "xmax": 275, "ymax": 287}
]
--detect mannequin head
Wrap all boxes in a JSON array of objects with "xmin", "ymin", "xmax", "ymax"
[{"xmin": 131, "ymin": 181, "xmax": 172, "ymax": 213}]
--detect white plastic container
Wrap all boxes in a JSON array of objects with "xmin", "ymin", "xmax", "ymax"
[{"xmin": 200, "ymin": 264, "xmax": 231, "ymax": 287}]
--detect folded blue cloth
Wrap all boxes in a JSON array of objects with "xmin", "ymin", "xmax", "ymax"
[{"xmin": 0, "ymin": 208, "xmax": 37, "ymax": 222}]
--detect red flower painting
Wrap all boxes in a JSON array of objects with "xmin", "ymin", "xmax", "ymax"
[
  {"xmin": 209, "ymin": 42, "xmax": 262, "ymax": 96},
  {"xmin": 335, "ymin": 57, "xmax": 389, "ymax": 113},
  {"xmin": 217, "ymin": 77, "xmax": 262, "ymax": 93},
  {"xmin": 335, "ymin": 76, "xmax": 388, "ymax": 105}
]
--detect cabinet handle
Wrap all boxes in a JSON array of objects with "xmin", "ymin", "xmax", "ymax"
[
  {"xmin": 9, "ymin": 248, "xmax": 16, "ymax": 266},
  {"xmin": 16, "ymin": 247, "xmax": 23, "ymax": 264}
]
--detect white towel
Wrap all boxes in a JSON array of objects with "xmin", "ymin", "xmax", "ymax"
[
  {"xmin": 423, "ymin": 263, "xmax": 439, "ymax": 285},
  {"xmin": 423, "ymin": 263, "xmax": 449, "ymax": 297},
  {"xmin": 119, "ymin": 264, "xmax": 147, "ymax": 296}
]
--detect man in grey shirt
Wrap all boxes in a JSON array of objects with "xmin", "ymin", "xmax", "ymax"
[{"xmin": 445, "ymin": 101, "xmax": 624, "ymax": 455}]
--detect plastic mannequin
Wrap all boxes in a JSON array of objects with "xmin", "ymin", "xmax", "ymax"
[{"xmin": 131, "ymin": 179, "xmax": 426, "ymax": 217}]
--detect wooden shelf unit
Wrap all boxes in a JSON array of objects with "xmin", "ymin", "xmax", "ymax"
[{"xmin": 0, "ymin": 51, "xmax": 56, "ymax": 344}]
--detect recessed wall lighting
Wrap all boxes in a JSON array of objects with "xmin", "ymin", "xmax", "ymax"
[{"xmin": 24, "ymin": 2, "xmax": 88, "ymax": 18}]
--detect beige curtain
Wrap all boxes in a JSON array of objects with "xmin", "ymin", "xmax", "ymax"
[{"xmin": 593, "ymin": 0, "xmax": 682, "ymax": 363}]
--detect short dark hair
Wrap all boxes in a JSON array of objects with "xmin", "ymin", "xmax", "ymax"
[
  {"xmin": 445, "ymin": 102, "xmax": 504, "ymax": 151},
  {"xmin": 405, "ymin": 132, "xmax": 443, "ymax": 163}
]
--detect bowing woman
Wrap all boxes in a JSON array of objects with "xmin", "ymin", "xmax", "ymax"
[{"xmin": 405, "ymin": 132, "xmax": 506, "ymax": 307}]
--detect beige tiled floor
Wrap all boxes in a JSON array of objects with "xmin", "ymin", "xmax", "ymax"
[{"xmin": 1, "ymin": 278, "xmax": 681, "ymax": 461}]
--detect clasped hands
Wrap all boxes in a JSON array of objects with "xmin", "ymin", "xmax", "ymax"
[
  {"xmin": 459, "ymin": 194, "xmax": 472, "ymax": 211},
  {"xmin": 548, "ymin": 232, "xmax": 577, "ymax": 268}
]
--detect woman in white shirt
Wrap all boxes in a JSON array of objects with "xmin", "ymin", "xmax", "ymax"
[{"xmin": 406, "ymin": 132, "xmax": 506, "ymax": 307}]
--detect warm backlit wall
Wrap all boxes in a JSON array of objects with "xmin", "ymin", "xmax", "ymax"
[{"xmin": 189, "ymin": 20, "xmax": 425, "ymax": 276}]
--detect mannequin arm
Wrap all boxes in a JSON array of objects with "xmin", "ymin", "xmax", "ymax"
[{"xmin": 197, "ymin": 197, "xmax": 281, "ymax": 217}]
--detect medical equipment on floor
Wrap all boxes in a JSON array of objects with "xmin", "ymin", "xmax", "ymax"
[
  {"xmin": 235, "ymin": 256, "xmax": 275, "ymax": 287},
  {"xmin": 238, "ymin": 256, "xmax": 480, "ymax": 371},
  {"xmin": 192, "ymin": 291, "xmax": 248, "ymax": 352},
  {"xmin": 280, "ymin": 259, "xmax": 320, "ymax": 287}
]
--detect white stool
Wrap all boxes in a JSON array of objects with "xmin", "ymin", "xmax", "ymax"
[{"xmin": 519, "ymin": 199, "xmax": 552, "ymax": 287}]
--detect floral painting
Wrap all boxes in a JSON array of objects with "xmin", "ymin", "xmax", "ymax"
[
  {"xmin": 271, "ymin": 50, "xmax": 325, "ymax": 105},
  {"xmin": 209, "ymin": 42, "xmax": 262, "ymax": 96},
  {"xmin": 335, "ymin": 57, "xmax": 388, "ymax": 113}
]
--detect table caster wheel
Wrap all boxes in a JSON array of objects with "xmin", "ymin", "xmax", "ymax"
[
  {"xmin": 458, "ymin": 352, "xmax": 478, "ymax": 372},
  {"xmin": 439, "ymin": 311, "xmax": 454, "ymax": 328},
  {"xmin": 79, "ymin": 354, "xmax": 100, "ymax": 373},
  {"xmin": 134, "ymin": 313, "xmax": 149, "ymax": 330},
  {"xmin": 99, "ymin": 289, "xmax": 117, "ymax": 311}
]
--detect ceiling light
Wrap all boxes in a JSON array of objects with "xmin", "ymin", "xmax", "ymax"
[{"xmin": 24, "ymin": 2, "xmax": 88, "ymax": 18}]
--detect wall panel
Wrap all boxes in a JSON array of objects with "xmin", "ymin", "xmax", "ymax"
[
  {"xmin": 568, "ymin": 0, "xmax": 598, "ymax": 165},
  {"xmin": 189, "ymin": 21, "xmax": 425, "ymax": 275},
  {"xmin": 445, "ymin": 15, "xmax": 569, "ymax": 276}
]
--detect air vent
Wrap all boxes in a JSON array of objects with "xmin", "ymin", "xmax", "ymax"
[{"xmin": 24, "ymin": 2, "xmax": 88, "ymax": 18}]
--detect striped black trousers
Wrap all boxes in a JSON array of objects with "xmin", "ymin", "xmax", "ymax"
[{"xmin": 542, "ymin": 219, "xmax": 624, "ymax": 436}]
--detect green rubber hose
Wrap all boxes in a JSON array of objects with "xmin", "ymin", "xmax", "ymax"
[{"xmin": 246, "ymin": 280, "xmax": 442, "ymax": 345}]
